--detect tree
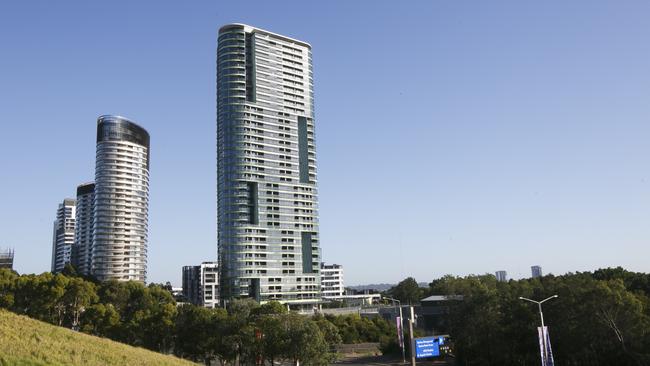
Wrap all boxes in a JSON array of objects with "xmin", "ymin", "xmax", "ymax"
[
  {"xmin": 436, "ymin": 275, "xmax": 503, "ymax": 365},
  {"xmin": 425, "ymin": 271, "xmax": 650, "ymax": 366},
  {"xmin": 284, "ymin": 313, "xmax": 331, "ymax": 366},
  {"xmin": 61, "ymin": 263, "xmax": 79, "ymax": 277},
  {"xmin": 256, "ymin": 314, "xmax": 288, "ymax": 365},
  {"xmin": 313, "ymin": 316, "xmax": 342, "ymax": 347},
  {"xmin": 0, "ymin": 268, "xmax": 18, "ymax": 308},
  {"xmin": 80, "ymin": 303, "xmax": 120, "ymax": 337},
  {"xmin": 223, "ymin": 299, "xmax": 259, "ymax": 365},
  {"xmin": 61, "ymin": 276, "xmax": 98, "ymax": 329},
  {"xmin": 252, "ymin": 300, "xmax": 287, "ymax": 316},
  {"xmin": 135, "ymin": 284, "xmax": 178, "ymax": 352},
  {"xmin": 3, "ymin": 268, "xmax": 650, "ymax": 365},
  {"xmin": 174, "ymin": 304, "xmax": 227, "ymax": 364},
  {"xmin": 93, "ymin": 280, "xmax": 177, "ymax": 351},
  {"xmin": 12, "ymin": 272, "xmax": 67, "ymax": 324},
  {"xmin": 387, "ymin": 277, "xmax": 423, "ymax": 305}
]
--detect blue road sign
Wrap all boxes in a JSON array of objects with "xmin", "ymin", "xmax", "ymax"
[{"xmin": 415, "ymin": 337, "xmax": 440, "ymax": 358}]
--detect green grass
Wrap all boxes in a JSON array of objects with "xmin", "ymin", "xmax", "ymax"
[{"xmin": 0, "ymin": 309, "xmax": 197, "ymax": 366}]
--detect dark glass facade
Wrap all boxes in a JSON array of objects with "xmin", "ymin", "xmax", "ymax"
[{"xmin": 97, "ymin": 115, "xmax": 150, "ymax": 169}]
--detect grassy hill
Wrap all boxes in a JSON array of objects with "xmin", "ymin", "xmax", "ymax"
[{"xmin": 0, "ymin": 309, "xmax": 197, "ymax": 366}]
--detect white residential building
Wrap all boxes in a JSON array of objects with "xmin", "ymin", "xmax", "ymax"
[
  {"xmin": 51, "ymin": 199, "xmax": 76, "ymax": 273},
  {"xmin": 320, "ymin": 263, "xmax": 345, "ymax": 299},
  {"xmin": 182, "ymin": 262, "xmax": 220, "ymax": 308},
  {"xmin": 201, "ymin": 262, "xmax": 219, "ymax": 308},
  {"xmin": 93, "ymin": 115, "xmax": 150, "ymax": 282}
]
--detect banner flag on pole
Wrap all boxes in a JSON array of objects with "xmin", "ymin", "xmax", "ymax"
[
  {"xmin": 537, "ymin": 326, "xmax": 555, "ymax": 366},
  {"xmin": 545, "ymin": 326, "xmax": 555, "ymax": 366},
  {"xmin": 396, "ymin": 316, "xmax": 404, "ymax": 349},
  {"xmin": 537, "ymin": 327, "xmax": 545, "ymax": 365}
]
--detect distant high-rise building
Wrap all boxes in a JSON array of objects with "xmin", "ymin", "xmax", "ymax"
[
  {"xmin": 217, "ymin": 24, "xmax": 320, "ymax": 308},
  {"xmin": 495, "ymin": 270, "xmax": 508, "ymax": 282},
  {"xmin": 182, "ymin": 265, "xmax": 202, "ymax": 305},
  {"xmin": 0, "ymin": 248, "xmax": 14, "ymax": 270},
  {"xmin": 51, "ymin": 199, "xmax": 76, "ymax": 273},
  {"xmin": 93, "ymin": 115, "xmax": 150, "ymax": 282},
  {"xmin": 321, "ymin": 263, "xmax": 345, "ymax": 299},
  {"xmin": 531, "ymin": 265, "xmax": 543, "ymax": 278},
  {"xmin": 73, "ymin": 182, "xmax": 95, "ymax": 275}
]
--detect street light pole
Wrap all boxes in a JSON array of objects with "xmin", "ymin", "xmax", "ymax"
[
  {"xmin": 383, "ymin": 297, "xmax": 406, "ymax": 364},
  {"xmin": 409, "ymin": 306, "xmax": 415, "ymax": 366},
  {"xmin": 519, "ymin": 295, "xmax": 558, "ymax": 366}
]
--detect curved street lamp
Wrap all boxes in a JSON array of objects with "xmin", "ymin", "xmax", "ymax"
[
  {"xmin": 383, "ymin": 296, "xmax": 406, "ymax": 364},
  {"xmin": 519, "ymin": 295, "xmax": 558, "ymax": 366}
]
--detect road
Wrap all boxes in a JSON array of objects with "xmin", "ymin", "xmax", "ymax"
[{"xmin": 332, "ymin": 355, "xmax": 453, "ymax": 366}]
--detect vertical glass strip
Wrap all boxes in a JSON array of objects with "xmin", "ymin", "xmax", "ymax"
[
  {"xmin": 301, "ymin": 232, "xmax": 313, "ymax": 273},
  {"xmin": 298, "ymin": 116, "xmax": 309, "ymax": 183},
  {"xmin": 245, "ymin": 33, "xmax": 256, "ymax": 102},
  {"xmin": 247, "ymin": 181, "xmax": 258, "ymax": 224},
  {"xmin": 249, "ymin": 278, "xmax": 261, "ymax": 302}
]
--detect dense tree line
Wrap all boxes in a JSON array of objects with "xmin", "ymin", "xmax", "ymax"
[
  {"xmin": 386, "ymin": 268, "xmax": 650, "ymax": 366},
  {"xmin": 0, "ymin": 268, "xmax": 398, "ymax": 365},
  {"xmin": 9, "ymin": 266, "xmax": 647, "ymax": 365}
]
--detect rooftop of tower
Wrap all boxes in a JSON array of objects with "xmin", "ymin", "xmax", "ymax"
[
  {"xmin": 96, "ymin": 115, "xmax": 150, "ymax": 148},
  {"xmin": 97, "ymin": 115, "xmax": 143, "ymax": 129},
  {"xmin": 218, "ymin": 23, "xmax": 311, "ymax": 49}
]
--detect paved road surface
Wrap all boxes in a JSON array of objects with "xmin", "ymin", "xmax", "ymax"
[{"xmin": 332, "ymin": 355, "xmax": 453, "ymax": 366}]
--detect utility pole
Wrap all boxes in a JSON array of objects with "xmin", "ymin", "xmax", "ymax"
[
  {"xmin": 399, "ymin": 304, "xmax": 406, "ymax": 364},
  {"xmin": 409, "ymin": 306, "xmax": 416, "ymax": 366}
]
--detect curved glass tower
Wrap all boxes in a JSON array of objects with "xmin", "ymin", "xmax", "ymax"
[
  {"xmin": 217, "ymin": 24, "xmax": 320, "ymax": 308},
  {"xmin": 93, "ymin": 115, "xmax": 150, "ymax": 282}
]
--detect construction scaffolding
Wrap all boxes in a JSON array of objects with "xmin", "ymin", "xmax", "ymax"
[{"xmin": 0, "ymin": 248, "xmax": 14, "ymax": 269}]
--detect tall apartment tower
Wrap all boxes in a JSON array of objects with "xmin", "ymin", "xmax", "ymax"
[
  {"xmin": 93, "ymin": 115, "xmax": 150, "ymax": 282},
  {"xmin": 51, "ymin": 199, "xmax": 76, "ymax": 273},
  {"xmin": 531, "ymin": 265, "xmax": 543, "ymax": 278},
  {"xmin": 73, "ymin": 182, "xmax": 95, "ymax": 275},
  {"xmin": 217, "ymin": 24, "xmax": 320, "ymax": 308},
  {"xmin": 495, "ymin": 270, "xmax": 508, "ymax": 282}
]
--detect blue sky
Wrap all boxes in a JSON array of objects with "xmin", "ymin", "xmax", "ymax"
[{"xmin": 1, "ymin": 1, "xmax": 649, "ymax": 286}]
